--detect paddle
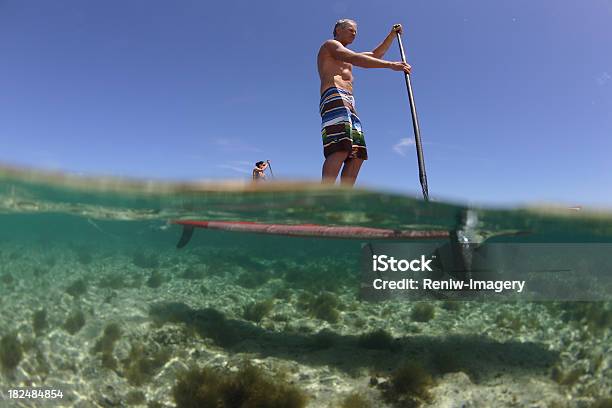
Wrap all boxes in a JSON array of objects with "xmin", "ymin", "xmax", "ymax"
[
  {"xmin": 266, "ymin": 160, "xmax": 275, "ymax": 179},
  {"xmin": 394, "ymin": 24, "xmax": 429, "ymax": 201}
]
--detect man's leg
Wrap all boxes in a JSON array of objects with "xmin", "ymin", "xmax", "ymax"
[
  {"xmin": 340, "ymin": 157, "xmax": 364, "ymax": 186},
  {"xmin": 322, "ymin": 151, "xmax": 350, "ymax": 184}
]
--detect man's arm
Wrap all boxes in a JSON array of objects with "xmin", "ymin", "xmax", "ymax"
[
  {"xmin": 362, "ymin": 24, "xmax": 403, "ymax": 59},
  {"xmin": 325, "ymin": 40, "xmax": 410, "ymax": 73}
]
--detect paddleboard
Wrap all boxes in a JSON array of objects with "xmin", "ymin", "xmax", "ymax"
[{"xmin": 172, "ymin": 220, "xmax": 450, "ymax": 248}]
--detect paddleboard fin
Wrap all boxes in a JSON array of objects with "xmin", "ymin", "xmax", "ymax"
[{"xmin": 176, "ymin": 225, "xmax": 195, "ymax": 249}]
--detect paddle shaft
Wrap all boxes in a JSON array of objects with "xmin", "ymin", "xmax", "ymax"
[
  {"xmin": 395, "ymin": 30, "xmax": 429, "ymax": 201},
  {"xmin": 266, "ymin": 160, "xmax": 275, "ymax": 179}
]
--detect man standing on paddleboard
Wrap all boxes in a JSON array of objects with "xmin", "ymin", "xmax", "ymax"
[{"xmin": 318, "ymin": 20, "xmax": 411, "ymax": 185}]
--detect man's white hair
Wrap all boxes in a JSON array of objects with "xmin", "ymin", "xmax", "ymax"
[{"xmin": 333, "ymin": 19, "xmax": 356, "ymax": 37}]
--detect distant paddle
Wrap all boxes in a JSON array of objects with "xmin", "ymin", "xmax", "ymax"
[
  {"xmin": 394, "ymin": 24, "xmax": 429, "ymax": 201},
  {"xmin": 266, "ymin": 160, "xmax": 275, "ymax": 179}
]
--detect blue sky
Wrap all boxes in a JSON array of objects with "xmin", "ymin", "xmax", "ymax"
[{"xmin": 1, "ymin": 0, "xmax": 611, "ymax": 206}]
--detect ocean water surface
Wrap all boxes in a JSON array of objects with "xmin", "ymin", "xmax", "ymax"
[{"xmin": 0, "ymin": 166, "xmax": 610, "ymax": 407}]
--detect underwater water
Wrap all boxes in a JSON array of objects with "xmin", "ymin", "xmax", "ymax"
[{"xmin": 0, "ymin": 166, "xmax": 610, "ymax": 408}]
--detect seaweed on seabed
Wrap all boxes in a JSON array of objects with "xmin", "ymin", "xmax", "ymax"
[
  {"xmin": 0, "ymin": 332, "xmax": 23, "ymax": 371},
  {"xmin": 339, "ymin": 392, "xmax": 372, "ymax": 408},
  {"xmin": 309, "ymin": 328, "xmax": 339, "ymax": 350},
  {"xmin": 32, "ymin": 309, "xmax": 48, "ymax": 337},
  {"xmin": 441, "ymin": 301, "xmax": 462, "ymax": 312},
  {"xmin": 592, "ymin": 398, "xmax": 612, "ymax": 408},
  {"xmin": 410, "ymin": 303, "xmax": 435, "ymax": 323},
  {"xmin": 146, "ymin": 270, "xmax": 165, "ymax": 288},
  {"xmin": 551, "ymin": 365, "xmax": 584, "ymax": 387},
  {"xmin": 243, "ymin": 300, "xmax": 274, "ymax": 323},
  {"xmin": 121, "ymin": 342, "xmax": 170, "ymax": 386},
  {"xmin": 560, "ymin": 302, "xmax": 612, "ymax": 334},
  {"xmin": 65, "ymin": 278, "xmax": 88, "ymax": 298},
  {"xmin": 1, "ymin": 273, "xmax": 15, "ymax": 286},
  {"xmin": 124, "ymin": 390, "xmax": 146, "ymax": 405},
  {"xmin": 358, "ymin": 329, "xmax": 398, "ymax": 351},
  {"xmin": 380, "ymin": 361, "xmax": 434, "ymax": 408},
  {"xmin": 172, "ymin": 363, "xmax": 307, "ymax": 408},
  {"xmin": 495, "ymin": 310, "xmax": 524, "ymax": 332},
  {"xmin": 273, "ymin": 287, "xmax": 292, "ymax": 300},
  {"xmin": 92, "ymin": 323, "xmax": 122, "ymax": 353},
  {"xmin": 63, "ymin": 310, "xmax": 86, "ymax": 334},
  {"xmin": 301, "ymin": 292, "xmax": 341, "ymax": 324},
  {"xmin": 91, "ymin": 323, "xmax": 122, "ymax": 369}
]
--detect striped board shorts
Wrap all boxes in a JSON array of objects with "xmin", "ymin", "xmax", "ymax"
[{"xmin": 320, "ymin": 87, "xmax": 368, "ymax": 160}]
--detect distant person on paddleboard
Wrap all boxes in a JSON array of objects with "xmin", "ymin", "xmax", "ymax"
[
  {"xmin": 252, "ymin": 160, "xmax": 269, "ymax": 182},
  {"xmin": 318, "ymin": 20, "xmax": 411, "ymax": 185}
]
